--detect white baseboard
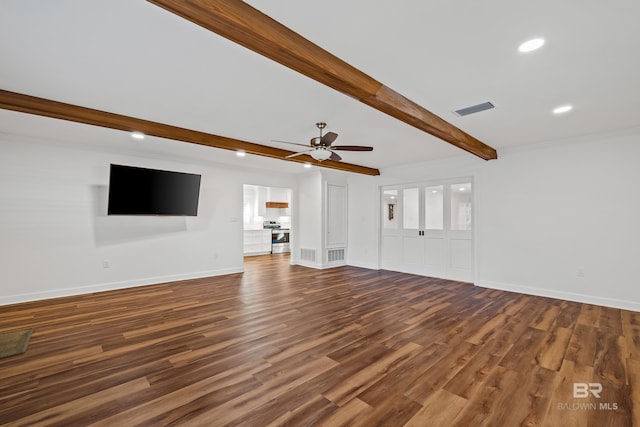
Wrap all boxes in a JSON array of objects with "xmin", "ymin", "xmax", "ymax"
[
  {"xmin": 291, "ymin": 260, "xmax": 347, "ymax": 270},
  {"xmin": 347, "ymin": 261, "xmax": 380, "ymax": 270},
  {"xmin": 477, "ymin": 280, "xmax": 640, "ymax": 312},
  {"xmin": 291, "ymin": 259, "xmax": 321, "ymax": 269},
  {"xmin": 243, "ymin": 251, "xmax": 271, "ymax": 256},
  {"xmin": 0, "ymin": 266, "xmax": 244, "ymax": 307}
]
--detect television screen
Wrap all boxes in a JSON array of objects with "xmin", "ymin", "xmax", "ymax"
[{"xmin": 107, "ymin": 164, "xmax": 201, "ymax": 216}]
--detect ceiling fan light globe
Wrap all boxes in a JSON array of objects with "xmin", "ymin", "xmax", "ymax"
[{"xmin": 310, "ymin": 149, "xmax": 332, "ymax": 161}]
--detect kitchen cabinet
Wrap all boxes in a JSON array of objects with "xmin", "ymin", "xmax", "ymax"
[
  {"xmin": 243, "ymin": 229, "xmax": 272, "ymax": 255},
  {"xmin": 266, "ymin": 202, "xmax": 288, "ymax": 209},
  {"xmin": 268, "ymin": 187, "xmax": 288, "ymax": 203},
  {"xmin": 244, "ymin": 184, "xmax": 292, "ymax": 225},
  {"xmin": 257, "ymin": 187, "xmax": 268, "ymax": 217}
]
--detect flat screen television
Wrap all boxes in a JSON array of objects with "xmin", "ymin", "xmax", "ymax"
[{"xmin": 107, "ymin": 164, "xmax": 201, "ymax": 216}]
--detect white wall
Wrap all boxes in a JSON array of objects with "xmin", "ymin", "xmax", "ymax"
[
  {"xmin": 0, "ymin": 136, "xmax": 297, "ymax": 305},
  {"xmin": 348, "ymin": 127, "xmax": 640, "ymax": 311},
  {"xmin": 5, "ymin": 125, "xmax": 640, "ymax": 312},
  {"xmin": 294, "ymin": 169, "xmax": 350, "ymax": 268},
  {"xmin": 475, "ymin": 128, "xmax": 640, "ymax": 310},
  {"xmin": 294, "ymin": 171, "xmax": 323, "ymax": 267},
  {"xmin": 347, "ymin": 173, "xmax": 381, "ymax": 269}
]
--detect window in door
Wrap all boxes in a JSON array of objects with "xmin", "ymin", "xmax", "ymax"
[
  {"xmin": 383, "ymin": 190, "xmax": 399, "ymax": 229},
  {"xmin": 425, "ymin": 185, "xmax": 444, "ymax": 230},
  {"xmin": 450, "ymin": 183, "xmax": 472, "ymax": 231},
  {"xmin": 403, "ymin": 188, "xmax": 419, "ymax": 230}
]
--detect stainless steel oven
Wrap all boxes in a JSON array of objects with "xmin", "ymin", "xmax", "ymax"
[{"xmin": 271, "ymin": 229, "xmax": 290, "ymax": 253}]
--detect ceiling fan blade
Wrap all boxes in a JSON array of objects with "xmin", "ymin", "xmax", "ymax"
[
  {"xmin": 285, "ymin": 150, "xmax": 312, "ymax": 158},
  {"xmin": 320, "ymin": 131, "xmax": 338, "ymax": 146},
  {"xmin": 329, "ymin": 151, "xmax": 342, "ymax": 161},
  {"xmin": 271, "ymin": 139, "xmax": 310, "ymax": 148},
  {"xmin": 331, "ymin": 145, "xmax": 373, "ymax": 151}
]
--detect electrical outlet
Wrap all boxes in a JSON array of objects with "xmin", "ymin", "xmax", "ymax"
[
  {"xmin": 577, "ymin": 268, "xmax": 584, "ymax": 277},
  {"xmin": 103, "ymin": 260, "xmax": 110, "ymax": 268}
]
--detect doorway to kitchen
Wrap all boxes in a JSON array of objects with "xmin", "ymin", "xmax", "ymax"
[{"xmin": 242, "ymin": 184, "xmax": 293, "ymax": 261}]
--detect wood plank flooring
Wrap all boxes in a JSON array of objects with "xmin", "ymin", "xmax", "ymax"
[{"xmin": 0, "ymin": 254, "xmax": 638, "ymax": 426}]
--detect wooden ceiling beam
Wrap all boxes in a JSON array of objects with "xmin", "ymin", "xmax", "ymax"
[
  {"xmin": 147, "ymin": 0, "xmax": 498, "ymax": 161},
  {"xmin": 0, "ymin": 89, "xmax": 380, "ymax": 176}
]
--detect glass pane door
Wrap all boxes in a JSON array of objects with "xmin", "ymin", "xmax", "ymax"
[
  {"xmin": 402, "ymin": 188, "xmax": 420, "ymax": 230},
  {"xmin": 382, "ymin": 190, "xmax": 399, "ymax": 230},
  {"xmin": 425, "ymin": 185, "xmax": 443, "ymax": 230},
  {"xmin": 380, "ymin": 178, "xmax": 474, "ymax": 282},
  {"xmin": 450, "ymin": 183, "xmax": 472, "ymax": 231}
]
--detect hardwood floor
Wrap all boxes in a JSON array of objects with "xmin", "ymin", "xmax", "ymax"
[{"xmin": 0, "ymin": 254, "xmax": 638, "ymax": 426}]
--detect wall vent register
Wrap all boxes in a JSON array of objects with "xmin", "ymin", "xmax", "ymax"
[
  {"xmin": 328, "ymin": 248, "xmax": 345, "ymax": 263},
  {"xmin": 300, "ymin": 248, "xmax": 317, "ymax": 262}
]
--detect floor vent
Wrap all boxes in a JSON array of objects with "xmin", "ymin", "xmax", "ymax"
[
  {"xmin": 453, "ymin": 101, "xmax": 495, "ymax": 117},
  {"xmin": 328, "ymin": 248, "xmax": 345, "ymax": 263},
  {"xmin": 300, "ymin": 248, "xmax": 316, "ymax": 263}
]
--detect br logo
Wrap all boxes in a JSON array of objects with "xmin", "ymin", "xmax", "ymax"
[{"xmin": 573, "ymin": 383, "xmax": 602, "ymax": 398}]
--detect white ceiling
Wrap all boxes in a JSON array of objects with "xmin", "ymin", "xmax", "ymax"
[{"xmin": 1, "ymin": 0, "xmax": 639, "ymax": 173}]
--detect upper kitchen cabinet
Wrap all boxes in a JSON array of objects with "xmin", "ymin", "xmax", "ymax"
[{"xmin": 257, "ymin": 186, "xmax": 268, "ymax": 217}]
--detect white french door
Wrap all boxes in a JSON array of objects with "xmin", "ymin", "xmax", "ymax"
[{"xmin": 381, "ymin": 179, "xmax": 473, "ymax": 282}]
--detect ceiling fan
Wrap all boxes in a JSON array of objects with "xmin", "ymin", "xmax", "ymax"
[{"xmin": 273, "ymin": 122, "xmax": 373, "ymax": 162}]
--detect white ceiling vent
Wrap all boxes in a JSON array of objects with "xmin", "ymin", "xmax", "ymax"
[{"xmin": 453, "ymin": 101, "xmax": 495, "ymax": 117}]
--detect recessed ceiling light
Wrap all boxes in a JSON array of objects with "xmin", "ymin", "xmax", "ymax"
[
  {"xmin": 553, "ymin": 105, "xmax": 573, "ymax": 114},
  {"xmin": 236, "ymin": 150, "xmax": 246, "ymax": 157},
  {"xmin": 131, "ymin": 131, "xmax": 145, "ymax": 140},
  {"xmin": 518, "ymin": 38, "xmax": 545, "ymax": 53},
  {"xmin": 303, "ymin": 162, "xmax": 312, "ymax": 168},
  {"xmin": 459, "ymin": 188, "xmax": 466, "ymax": 192}
]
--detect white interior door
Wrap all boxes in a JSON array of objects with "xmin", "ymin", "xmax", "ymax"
[
  {"xmin": 326, "ymin": 184, "xmax": 346, "ymax": 247},
  {"xmin": 423, "ymin": 184, "xmax": 446, "ymax": 278},
  {"xmin": 400, "ymin": 187, "xmax": 425, "ymax": 275},
  {"xmin": 447, "ymin": 182, "xmax": 473, "ymax": 281},
  {"xmin": 380, "ymin": 179, "xmax": 474, "ymax": 282}
]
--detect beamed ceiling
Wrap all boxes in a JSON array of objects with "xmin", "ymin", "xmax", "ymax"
[{"xmin": 1, "ymin": 1, "xmax": 639, "ymax": 175}]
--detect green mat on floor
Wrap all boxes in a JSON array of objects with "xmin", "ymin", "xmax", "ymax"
[{"xmin": 0, "ymin": 329, "xmax": 32, "ymax": 359}]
